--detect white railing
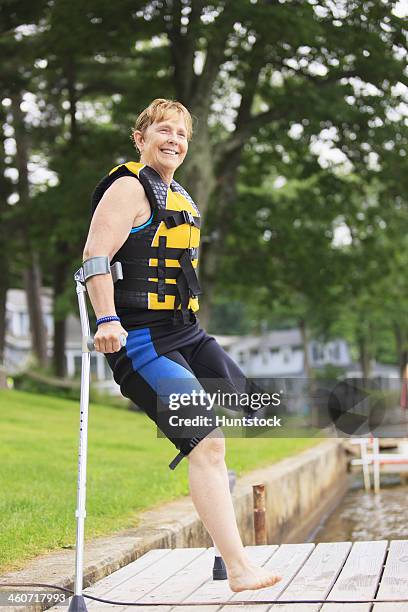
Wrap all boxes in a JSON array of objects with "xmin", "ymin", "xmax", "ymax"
[{"xmin": 350, "ymin": 437, "xmax": 408, "ymax": 492}]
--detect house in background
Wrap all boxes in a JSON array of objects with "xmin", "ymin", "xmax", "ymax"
[
  {"xmin": 5, "ymin": 289, "xmax": 113, "ymax": 392},
  {"xmin": 5, "ymin": 288, "xmax": 53, "ymax": 371},
  {"xmin": 4, "ymin": 289, "xmax": 400, "ymax": 395},
  {"xmin": 227, "ymin": 328, "xmax": 351, "ymax": 377}
]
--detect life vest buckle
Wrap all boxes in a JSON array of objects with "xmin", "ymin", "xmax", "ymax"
[{"xmin": 182, "ymin": 210, "xmax": 195, "ymax": 225}]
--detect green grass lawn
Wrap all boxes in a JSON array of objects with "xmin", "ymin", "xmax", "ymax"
[{"xmin": 0, "ymin": 389, "xmax": 320, "ymax": 573}]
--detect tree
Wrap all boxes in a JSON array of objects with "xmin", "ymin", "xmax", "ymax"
[
  {"xmin": 0, "ymin": 107, "xmax": 15, "ymax": 365},
  {"xmin": 1, "ymin": 3, "xmax": 50, "ymax": 367},
  {"xmin": 144, "ymin": 1, "xmax": 407, "ymax": 326},
  {"xmin": 26, "ymin": 0, "xmax": 148, "ymax": 374}
]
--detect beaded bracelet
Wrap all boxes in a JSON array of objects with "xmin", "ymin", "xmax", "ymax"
[{"xmin": 96, "ymin": 315, "xmax": 121, "ymax": 326}]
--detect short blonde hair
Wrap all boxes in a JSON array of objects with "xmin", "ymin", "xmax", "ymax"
[{"xmin": 131, "ymin": 98, "xmax": 193, "ymax": 150}]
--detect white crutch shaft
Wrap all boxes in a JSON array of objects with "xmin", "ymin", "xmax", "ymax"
[{"xmin": 73, "ymin": 281, "xmax": 92, "ymax": 597}]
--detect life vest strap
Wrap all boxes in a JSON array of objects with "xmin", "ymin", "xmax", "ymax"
[
  {"xmin": 179, "ymin": 250, "xmax": 202, "ymax": 297},
  {"xmin": 120, "ymin": 262, "xmax": 181, "ymax": 280},
  {"xmin": 117, "ymin": 279, "xmax": 179, "ymax": 296},
  {"xmin": 121, "ymin": 244, "xmax": 199, "ymax": 260},
  {"xmin": 169, "ymin": 451, "xmax": 185, "ymax": 470},
  {"xmin": 156, "ymin": 209, "xmax": 201, "ymax": 229},
  {"xmin": 174, "ymin": 273, "xmax": 191, "ymax": 323},
  {"xmin": 157, "ymin": 236, "xmax": 166, "ymax": 302}
]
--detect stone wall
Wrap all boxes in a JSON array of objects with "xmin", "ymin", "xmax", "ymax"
[{"xmin": 233, "ymin": 439, "xmax": 348, "ymax": 545}]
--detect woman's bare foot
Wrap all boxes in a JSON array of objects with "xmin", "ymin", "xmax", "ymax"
[{"xmin": 228, "ymin": 563, "xmax": 282, "ymax": 592}]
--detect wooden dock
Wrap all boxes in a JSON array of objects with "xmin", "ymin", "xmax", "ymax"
[{"xmin": 50, "ymin": 540, "xmax": 408, "ymax": 611}]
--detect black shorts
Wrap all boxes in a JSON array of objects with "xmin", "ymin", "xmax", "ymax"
[{"xmin": 105, "ymin": 312, "xmax": 250, "ymax": 469}]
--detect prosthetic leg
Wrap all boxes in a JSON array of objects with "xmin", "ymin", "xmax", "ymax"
[{"xmin": 68, "ymin": 268, "xmax": 125, "ymax": 612}]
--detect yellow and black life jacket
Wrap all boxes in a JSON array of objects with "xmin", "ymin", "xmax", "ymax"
[{"xmin": 91, "ymin": 161, "xmax": 202, "ymax": 322}]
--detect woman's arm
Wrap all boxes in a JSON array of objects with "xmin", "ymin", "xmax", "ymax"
[{"xmin": 82, "ymin": 176, "xmax": 146, "ymax": 353}]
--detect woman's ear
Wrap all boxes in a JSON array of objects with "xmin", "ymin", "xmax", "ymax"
[{"xmin": 133, "ymin": 130, "xmax": 144, "ymax": 153}]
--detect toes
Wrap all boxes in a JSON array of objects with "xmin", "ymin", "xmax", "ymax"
[{"xmin": 267, "ymin": 574, "xmax": 281, "ymax": 587}]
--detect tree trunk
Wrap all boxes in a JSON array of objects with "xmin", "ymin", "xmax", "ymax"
[
  {"xmin": 0, "ymin": 192, "xmax": 8, "ymax": 379},
  {"xmin": 175, "ymin": 104, "xmax": 217, "ymax": 328},
  {"xmin": 358, "ymin": 333, "xmax": 371, "ymax": 381},
  {"xmin": 197, "ymin": 147, "xmax": 242, "ymax": 328},
  {"xmin": 393, "ymin": 321, "xmax": 407, "ymax": 378},
  {"xmin": 0, "ymin": 114, "xmax": 8, "ymax": 366},
  {"xmin": 23, "ymin": 254, "xmax": 48, "ymax": 366},
  {"xmin": 180, "ymin": 114, "xmax": 215, "ymax": 221},
  {"xmin": 299, "ymin": 318, "xmax": 313, "ymax": 381},
  {"xmin": 11, "ymin": 92, "xmax": 48, "ymax": 367},
  {"xmin": 52, "ymin": 258, "xmax": 69, "ymax": 377},
  {"xmin": 168, "ymin": 8, "xmax": 265, "ymax": 329},
  {"xmin": 299, "ymin": 318, "xmax": 318, "ymax": 426},
  {"xmin": 0, "ymin": 266, "xmax": 8, "ymax": 365},
  {"xmin": 53, "ymin": 319, "xmax": 66, "ymax": 378},
  {"xmin": 50, "ymin": 61, "xmax": 78, "ymax": 376}
]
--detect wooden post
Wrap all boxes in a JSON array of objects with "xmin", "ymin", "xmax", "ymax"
[{"xmin": 253, "ymin": 483, "xmax": 267, "ymax": 545}]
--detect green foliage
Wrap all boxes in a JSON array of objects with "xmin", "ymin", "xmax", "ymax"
[
  {"xmin": 12, "ymin": 368, "xmax": 130, "ymax": 410},
  {"xmin": 13, "ymin": 371, "xmax": 81, "ymax": 401},
  {"xmin": 313, "ymin": 364, "xmax": 346, "ymax": 381},
  {"xmin": 208, "ymin": 297, "xmax": 250, "ymax": 335}
]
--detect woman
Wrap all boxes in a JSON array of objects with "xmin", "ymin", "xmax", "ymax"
[{"xmin": 83, "ymin": 98, "xmax": 282, "ymax": 592}]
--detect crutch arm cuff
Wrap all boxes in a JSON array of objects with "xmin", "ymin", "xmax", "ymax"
[
  {"xmin": 82, "ymin": 256, "xmax": 110, "ymax": 281},
  {"xmin": 80, "ymin": 257, "xmax": 123, "ymax": 284}
]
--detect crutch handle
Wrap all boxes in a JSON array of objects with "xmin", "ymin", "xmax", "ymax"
[{"xmin": 86, "ymin": 333, "xmax": 127, "ymax": 352}]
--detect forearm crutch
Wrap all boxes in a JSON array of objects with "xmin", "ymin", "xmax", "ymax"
[{"xmin": 69, "ymin": 267, "xmax": 125, "ymax": 612}]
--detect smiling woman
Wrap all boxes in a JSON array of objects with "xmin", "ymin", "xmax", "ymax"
[
  {"xmin": 130, "ymin": 99, "xmax": 192, "ymax": 184},
  {"xmin": 81, "ymin": 97, "xmax": 283, "ymax": 592}
]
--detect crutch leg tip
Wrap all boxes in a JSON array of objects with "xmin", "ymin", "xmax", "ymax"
[
  {"xmin": 213, "ymin": 555, "xmax": 228, "ymax": 580},
  {"xmin": 68, "ymin": 594, "xmax": 88, "ymax": 612}
]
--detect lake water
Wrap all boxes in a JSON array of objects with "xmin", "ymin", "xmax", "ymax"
[{"xmin": 309, "ymin": 475, "xmax": 408, "ymax": 542}]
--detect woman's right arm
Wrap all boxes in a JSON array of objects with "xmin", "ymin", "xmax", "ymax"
[{"xmin": 82, "ymin": 176, "xmax": 146, "ymax": 353}]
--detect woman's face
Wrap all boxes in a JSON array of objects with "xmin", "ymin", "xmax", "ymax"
[{"xmin": 134, "ymin": 111, "xmax": 189, "ymax": 175}]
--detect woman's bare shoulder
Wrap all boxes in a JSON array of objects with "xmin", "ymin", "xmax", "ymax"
[{"xmin": 104, "ymin": 175, "xmax": 145, "ymax": 197}]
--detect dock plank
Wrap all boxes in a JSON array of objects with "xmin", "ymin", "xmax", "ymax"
[
  {"xmin": 317, "ymin": 606, "xmax": 369, "ymax": 612},
  {"xmin": 48, "ymin": 548, "xmax": 172, "ymax": 611},
  {"xmin": 268, "ymin": 541, "xmax": 352, "ymax": 612},
  {"xmin": 121, "ymin": 548, "xmax": 215, "ymax": 612},
  {"xmin": 373, "ymin": 540, "xmax": 408, "ymax": 612},
  {"xmin": 171, "ymin": 545, "xmax": 278, "ymax": 612},
  {"xmin": 221, "ymin": 543, "xmax": 315, "ymax": 612},
  {"xmin": 320, "ymin": 540, "xmax": 387, "ymax": 612},
  {"xmin": 85, "ymin": 548, "xmax": 206, "ymax": 611}
]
